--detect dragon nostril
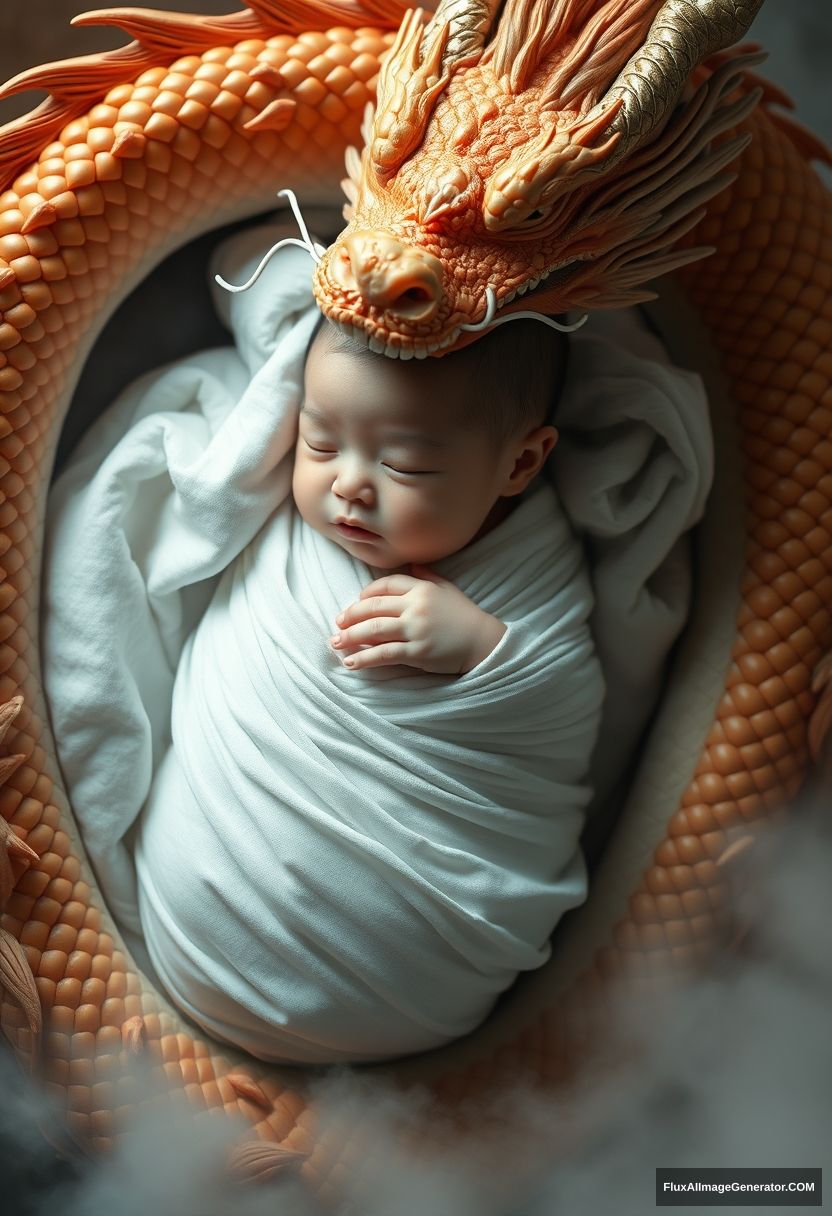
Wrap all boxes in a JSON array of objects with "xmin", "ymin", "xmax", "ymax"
[
  {"xmin": 389, "ymin": 282, "xmax": 439, "ymax": 321},
  {"xmin": 400, "ymin": 287, "xmax": 431, "ymax": 304}
]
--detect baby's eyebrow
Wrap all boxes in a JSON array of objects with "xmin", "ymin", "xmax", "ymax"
[
  {"xmin": 381, "ymin": 430, "xmax": 446, "ymax": 449},
  {"xmin": 299, "ymin": 405, "xmax": 331, "ymax": 425}
]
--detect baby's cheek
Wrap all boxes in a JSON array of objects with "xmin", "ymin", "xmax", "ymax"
[{"xmin": 291, "ymin": 456, "xmax": 317, "ymax": 525}]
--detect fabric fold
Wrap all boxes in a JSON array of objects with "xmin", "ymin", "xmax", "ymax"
[{"xmin": 135, "ymin": 480, "xmax": 601, "ymax": 1062}]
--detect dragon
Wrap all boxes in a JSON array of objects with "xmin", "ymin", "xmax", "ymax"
[{"xmin": 0, "ymin": 0, "xmax": 831, "ymax": 1202}]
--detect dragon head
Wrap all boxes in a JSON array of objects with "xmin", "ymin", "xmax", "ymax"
[{"xmin": 313, "ymin": 0, "xmax": 765, "ymax": 358}]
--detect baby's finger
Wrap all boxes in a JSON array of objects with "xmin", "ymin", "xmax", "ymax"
[
  {"xmin": 357, "ymin": 574, "xmax": 417, "ymax": 600},
  {"xmin": 341, "ymin": 642, "xmax": 413, "ymax": 670},
  {"xmin": 336, "ymin": 595, "xmax": 405, "ymax": 628},
  {"xmin": 331, "ymin": 616, "xmax": 406, "ymax": 650}
]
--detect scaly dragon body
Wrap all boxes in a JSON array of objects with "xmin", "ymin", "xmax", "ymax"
[{"xmin": 0, "ymin": 0, "xmax": 830, "ymax": 1200}]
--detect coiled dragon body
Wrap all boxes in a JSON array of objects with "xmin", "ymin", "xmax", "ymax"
[{"xmin": 0, "ymin": 0, "xmax": 830, "ymax": 1199}]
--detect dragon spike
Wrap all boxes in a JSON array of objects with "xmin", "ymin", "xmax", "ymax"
[
  {"xmin": 70, "ymin": 7, "xmax": 263, "ymax": 49},
  {"xmin": 370, "ymin": 9, "xmax": 452, "ymax": 180},
  {"xmin": 567, "ymin": 97, "xmax": 626, "ymax": 148},
  {"xmin": 484, "ymin": 100, "xmax": 624, "ymax": 231},
  {"xmin": 421, "ymin": 0, "xmax": 503, "ymax": 73},
  {"xmin": 71, "ymin": 1, "xmax": 383, "ymax": 46},
  {"xmin": 0, "ymin": 696, "xmax": 23, "ymax": 746}
]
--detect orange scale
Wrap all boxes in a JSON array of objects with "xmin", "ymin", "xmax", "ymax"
[
  {"xmin": 799, "ymin": 489, "xmax": 830, "ymax": 519},
  {"xmin": 736, "ymin": 652, "xmax": 776, "ymax": 683},
  {"xmin": 724, "ymin": 769, "xmax": 755, "ymax": 800},
  {"xmin": 55, "ymin": 976, "xmax": 82, "ymax": 1009},
  {"xmin": 680, "ymin": 888, "xmax": 711, "ymax": 917},
  {"xmin": 67, "ymin": 1060, "xmax": 96, "ymax": 1089},
  {"xmin": 782, "ymin": 663, "xmax": 810, "ymax": 694},
  {"xmin": 37, "ymin": 948, "xmax": 68, "ymax": 981},
  {"xmin": 201, "ymin": 1080, "xmax": 223, "ymax": 1109},
  {"xmin": 44, "ymin": 920, "xmax": 77, "ymax": 954},
  {"xmin": 654, "ymin": 893, "xmax": 683, "ymax": 920},
  {"xmin": 96, "ymin": 1024, "xmax": 121, "ymax": 1053},
  {"xmin": 760, "ymin": 730, "xmax": 794, "ymax": 762},
  {"xmin": 745, "ymin": 585, "xmax": 784, "ymax": 618},
  {"xmin": 774, "ymin": 751, "xmax": 801, "ymax": 781},
  {"xmin": 676, "ymin": 834, "xmax": 710, "ymax": 865},
  {"xmin": 777, "ymin": 537, "xmax": 812, "ymax": 569},
  {"xmin": 788, "ymin": 627, "xmax": 822, "ymax": 666},
  {"xmin": 663, "ymin": 865, "xmax": 696, "ymax": 894},
  {"xmin": 75, "ymin": 1004, "xmax": 101, "ymax": 1034},
  {"xmin": 768, "ymin": 606, "xmax": 803, "ymax": 640},
  {"xmin": 123, "ymin": 993, "xmax": 143, "ymax": 1019},
  {"xmin": 31, "ymin": 890, "xmax": 64, "ymax": 924},
  {"xmin": 34, "ymin": 976, "xmax": 56, "ymax": 1007},
  {"xmin": 748, "ymin": 762, "xmax": 779, "ymax": 795},
  {"xmin": 792, "ymin": 589, "xmax": 822, "ymax": 620},
  {"xmin": 67, "ymin": 1084, "xmax": 94, "ymax": 1116},
  {"xmin": 64, "ymin": 949, "xmax": 91, "ymax": 982},
  {"xmin": 89, "ymin": 956, "xmax": 112, "ymax": 986},
  {"xmin": 682, "ymin": 804, "xmax": 718, "ymax": 836},
  {"xmin": 59, "ymin": 900, "xmax": 87, "ymax": 931},
  {"xmin": 15, "ymin": 867, "xmax": 50, "ymax": 898},
  {"xmin": 100, "ymin": 998, "xmax": 124, "ymax": 1029},
  {"xmin": 765, "ymin": 642, "xmax": 799, "ymax": 675},
  {"xmin": 18, "ymin": 916, "xmax": 47, "ymax": 948}
]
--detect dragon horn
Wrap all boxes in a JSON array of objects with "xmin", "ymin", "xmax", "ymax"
[
  {"xmin": 421, "ymin": 0, "xmax": 503, "ymax": 71},
  {"xmin": 591, "ymin": 0, "xmax": 766, "ymax": 165}
]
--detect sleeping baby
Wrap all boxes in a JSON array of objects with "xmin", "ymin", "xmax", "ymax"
[{"xmin": 130, "ymin": 314, "xmax": 605, "ymax": 1065}]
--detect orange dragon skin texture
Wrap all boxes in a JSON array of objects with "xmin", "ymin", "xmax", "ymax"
[{"xmin": 0, "ymin": 0, "xmax": 831, "ymax": 1201}]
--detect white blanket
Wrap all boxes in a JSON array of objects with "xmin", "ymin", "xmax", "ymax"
[
  {"xmin": 42, "ymin": 217, "xmax": 713, "ymax": 1062},
  {"xmin": 135, "ymin": 480, "xmax": 600, "ymax": 1062}
]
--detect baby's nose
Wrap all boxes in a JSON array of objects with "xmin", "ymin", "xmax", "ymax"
[
  {"xmin": 333, "ymin": 466, "xmax": 374, "ymax": 503},
  {"xmin": 331, "ymin": 230, "xmax": 443, "ymax": 324}
]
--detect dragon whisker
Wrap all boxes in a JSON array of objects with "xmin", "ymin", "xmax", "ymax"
[
  {"xmin": 214, "ymin": 187, "xmax": 325, "ymax": 294},
  {"xmin": 460, "ymin": 285, "xmax": 588, "ymax": 334}
]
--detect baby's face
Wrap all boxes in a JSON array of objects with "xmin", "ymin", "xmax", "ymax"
[{"xmin": 292, "ymin": 326, "xmax": 519, "ymax": 569}]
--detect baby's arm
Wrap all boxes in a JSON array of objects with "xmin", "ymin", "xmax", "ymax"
[{"xmin": 331, "ymin": 566, "xmax": 506, "ymax": 675}]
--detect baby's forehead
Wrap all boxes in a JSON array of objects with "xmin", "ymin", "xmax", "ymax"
[{"xmin": 308, "ymin": 324, "xmax": 482, "ymax": 427}]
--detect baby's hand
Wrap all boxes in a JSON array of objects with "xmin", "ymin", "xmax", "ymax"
[{"xmin": 331, "ymin": 566, "xmax": 506, "ymax": 674}]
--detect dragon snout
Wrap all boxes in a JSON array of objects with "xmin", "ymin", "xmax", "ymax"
[{"xmin": 330, "ymin": 231, "xmax": 443, "ymax": 323}]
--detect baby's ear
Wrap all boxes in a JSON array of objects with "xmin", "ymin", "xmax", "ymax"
[{"xmin": 503, "ymin": 425, "xmax": 558, "ymax": 496}]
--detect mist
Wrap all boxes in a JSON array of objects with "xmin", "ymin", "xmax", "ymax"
[{"xmin": 2, "ymin": 807, "xmax": 829, "ymax": 1216}]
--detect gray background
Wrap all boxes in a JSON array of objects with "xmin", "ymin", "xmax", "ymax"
[{"xmin": 0, "ymin": 1, "xmax": 830, "ymax": 141}]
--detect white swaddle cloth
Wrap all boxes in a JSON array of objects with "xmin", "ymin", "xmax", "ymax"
[
  {"xmin": 42, "ymin": 215, "xmax": 713, "ymax": 1064},
  {"xmin": 135, "ymin": 481, "xmax": 601, "ymax": 1063}
]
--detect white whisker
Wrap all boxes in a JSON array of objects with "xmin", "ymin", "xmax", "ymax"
[
  {"xmin": 277, "ymin": 188, "xmax": 321, "ymax": 259},
  {"xmin": 459, "ymin": 285, "xmax": 497, "ymax": 331},
  {"xmin": 214, "ymin": 188, "xmax": 324, "ymax": 293},
  {"xmin": 490, "ymin": 307, "xmax": 589, "ymax": 333},
  {"xmin": 460, "ymin": 285, "xmax": 588, "ymax": 334},
  {"xmin": 214, "ymin": 237, "xmax": 320, "ymax": 293}
]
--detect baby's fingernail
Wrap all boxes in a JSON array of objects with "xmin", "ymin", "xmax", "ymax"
[
  {"xmin": 343, "ymin": 657, "xmax": 355, "ymax": 667},
  {"xmin": 335, "ymin": 612, "xmax": 345, "ymax": 624},
  {"xmin": 329, "ymin": 634, "xmax": 342, "ymax": 648}
]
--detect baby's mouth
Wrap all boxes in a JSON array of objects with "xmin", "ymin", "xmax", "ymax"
[{"xmin": 334, "ymin": 519, "xmax": 380, "ymax": 541}]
